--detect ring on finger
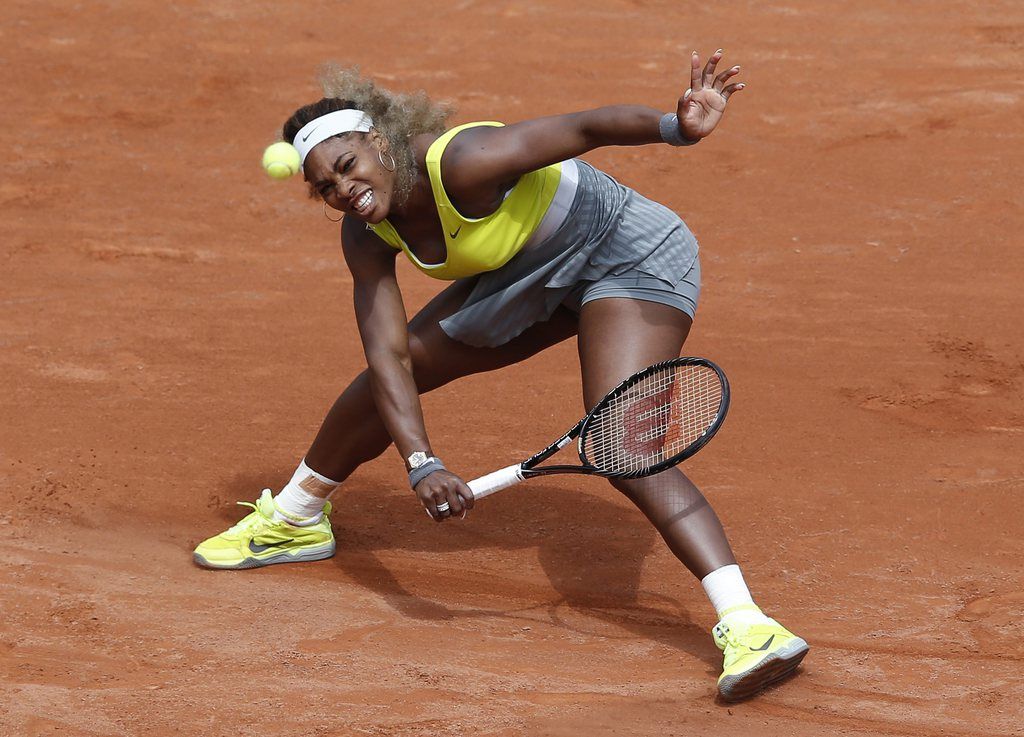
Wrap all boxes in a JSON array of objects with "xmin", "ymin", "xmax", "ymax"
[{"xmin": 436, "ymin": 501, "xmax": 451, "ymax": 514}]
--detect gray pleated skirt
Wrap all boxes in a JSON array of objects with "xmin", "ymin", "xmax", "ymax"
[{"xmin": 439, "ymin": 159, "xmax": 700, "ymax": 348}]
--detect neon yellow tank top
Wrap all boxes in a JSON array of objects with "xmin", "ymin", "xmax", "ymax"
[{"xmin": 368, "ymin": 122, "xmax": 562, "ymax": 281}]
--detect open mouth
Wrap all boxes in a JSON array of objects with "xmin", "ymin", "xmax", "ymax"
[{"xmin": 352, "ymin": 189, "xmax": 374, "ymax": 215}]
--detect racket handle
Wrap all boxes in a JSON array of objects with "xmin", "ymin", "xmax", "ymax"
[{"xmin": 468, "ymin": 464, "xmax": 525, "ymax": 499}]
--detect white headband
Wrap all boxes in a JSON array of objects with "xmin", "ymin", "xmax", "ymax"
[{"xmin": 292, "ymin": 109, "xmax": 374, "ymax": 166}]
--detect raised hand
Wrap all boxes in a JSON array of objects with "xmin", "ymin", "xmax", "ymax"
[{"xmin": 676, "ymin": 49, "xmax": 745, "ymax": 142}]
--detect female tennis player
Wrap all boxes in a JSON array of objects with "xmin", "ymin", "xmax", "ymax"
[{"xmin": 194, "ymin": 51, "xmax": 808, "ymax": 701}]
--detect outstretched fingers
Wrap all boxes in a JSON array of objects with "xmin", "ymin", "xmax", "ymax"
[
  {"xmin": 714, "ymin": 65, "xmax": 741, "ymax": 91},
  {"xmin": 701, "ymin": 48, "xmax": 724, "ymax": 88},
  {"xmin": 721, "ymin": 82, "xmax": 746, "ymax": 100},
  {"xmin": 678, "ymin": 48, "xmax": 745, "ymax": 138}
]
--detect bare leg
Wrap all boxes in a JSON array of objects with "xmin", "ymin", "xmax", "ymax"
[
  {"xmin": 305, "ymin": 279, "xmax": 578, "ymax": 483},
  {"xmin": 577, "ymin": 297, "xmax": 736, "ymax": 579}
]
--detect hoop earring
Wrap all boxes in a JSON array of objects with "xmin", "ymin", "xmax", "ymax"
[
  {"xmin": 378, "ymin": 149, "xmax": 396, "ymax": 172},
  {"xmin": 323, "ymin": 201, "xmax": 343, "ymax": 222}
]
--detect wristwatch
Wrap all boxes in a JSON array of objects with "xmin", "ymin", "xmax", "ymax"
[
  {"xmin": 407, "ymin": 451, "xmax": 446, "ymax": 490},
  {"xmin": 407, "ymin": 451, "xmax": 431, "ymax": 470}
]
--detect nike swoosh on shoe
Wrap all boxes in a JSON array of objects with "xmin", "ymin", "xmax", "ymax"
[{"xmin": 248, "ymin": 539, "xmax": 294, "ymax": 554}]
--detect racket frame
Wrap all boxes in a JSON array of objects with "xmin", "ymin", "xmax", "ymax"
[
  {"xmin": 468, "ymin": 357, "xmax": 730, "ymax": 499},
  {"xmin": 577, "ymin": 356, "xmax": 730, "ymax": 479},
  {"xmin": 521, "ymin": 356, "xmax": 729, "ymax": 480}
]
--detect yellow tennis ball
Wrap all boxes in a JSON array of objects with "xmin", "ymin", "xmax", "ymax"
[{"xmin": 262, "ymin": 142, "xmax": 301, "ymax": 180}]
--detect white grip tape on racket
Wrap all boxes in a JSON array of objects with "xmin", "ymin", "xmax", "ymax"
[{"xmin": 468, "ymin": 464, "xmax": 525, "ymax": 499}]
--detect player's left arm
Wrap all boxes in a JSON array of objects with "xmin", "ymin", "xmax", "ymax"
[{"xmin": 443, "ymin": 49, "xmax": 744, "ymax": 193}]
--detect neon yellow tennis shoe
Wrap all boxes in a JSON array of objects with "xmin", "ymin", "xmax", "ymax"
[
  {"xmin": 713, "ymin": 606, "xmax": 809, "ymax": 701},
  {"xmin": 193, "ymin": 489, "xmax": 335, "ymax": 570}
]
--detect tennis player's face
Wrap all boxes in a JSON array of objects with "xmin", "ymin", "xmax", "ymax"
[{"xmin": 305, "ymin": 133, "xmax": 396, "ymax": 224}]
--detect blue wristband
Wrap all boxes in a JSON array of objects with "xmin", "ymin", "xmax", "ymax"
[
  {"xmin": 660, "ymin": 113, "xmax": 699, "ymax": 147},
  {"xmin": 409, "ymin": 458, "xmax": 446, "ymax": 489}
]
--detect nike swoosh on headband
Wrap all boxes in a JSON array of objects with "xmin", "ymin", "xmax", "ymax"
[{"xmin": 301, "ymin": 124, "xmax": 321, "ymax": 143}]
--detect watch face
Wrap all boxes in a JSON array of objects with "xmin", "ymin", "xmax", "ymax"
[{"xmin": 408, "ymin": 451, "xmax": 428, "ymax": 469}]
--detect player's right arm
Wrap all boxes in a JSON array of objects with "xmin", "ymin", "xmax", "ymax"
[
  {"xmin": 342, "ymin": 218, "xmax": 430, "ymax": 463},
  {"xmin": 341, "ymin": 219, "xmax": 472, "ymax": 518}
]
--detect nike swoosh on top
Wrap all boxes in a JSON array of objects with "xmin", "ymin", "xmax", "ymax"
[
  {"xmin": 750, "ymin": 634, "xmax": 776, "ymax": 652},
  {"xmin": 449, "ymin": 226, "xmax": 462, "ymax": 239},
  {"xmin": 301, "ymin": 125, "xmax": 320, "ymax": 142}
]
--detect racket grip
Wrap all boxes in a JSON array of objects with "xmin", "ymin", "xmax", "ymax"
[{"xmin": 468, "ymin": 464, "xmax": 525, "ymax": 499}]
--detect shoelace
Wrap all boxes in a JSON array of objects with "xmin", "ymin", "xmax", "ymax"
[
  {"xmin": 714, "ymin": 622, "xmax": 743, "ymax": 648},
  {"xmin": 229, "ymin": 497, "xmax": 304, "ymax": 545},
  {"xmin": 226, "ymin": 500, "xmax": 272, "ymax": 535}
]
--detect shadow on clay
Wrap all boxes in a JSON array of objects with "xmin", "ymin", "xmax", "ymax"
[
  {"xmin": 352, "ymin": 478, "xmax": 709, "ymax": 664},
  {"xmin": 213, "ymin": 469, "xmax": 714, "ymax": 665}
]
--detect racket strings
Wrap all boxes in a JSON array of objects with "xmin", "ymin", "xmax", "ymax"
[{"xmin": 582, "ymin": 364, "xmax": 723, "ymax": 474}]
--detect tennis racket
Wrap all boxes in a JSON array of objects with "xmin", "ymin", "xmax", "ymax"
[{"xmin": 467, "ymin": 357, "xmax": 730, "ymax": 500}]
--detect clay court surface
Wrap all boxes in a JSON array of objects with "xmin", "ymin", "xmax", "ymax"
[{"xmin": 2, "ymin": 0, "xmax": 1023, "ymax": 734}]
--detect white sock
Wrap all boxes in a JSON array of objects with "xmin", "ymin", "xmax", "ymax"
[
  {"xmin": 701, "ymin": 564, "xmax": 771, "ymax": 625},
  {"xmin": 273, "ymin": 460, "xmax": 339, "ymax": 526}
]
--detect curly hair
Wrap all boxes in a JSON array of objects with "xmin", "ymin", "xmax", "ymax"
[{"xmin": 282, "ymin": 65, "xmax": 452, "ymax": 206}]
